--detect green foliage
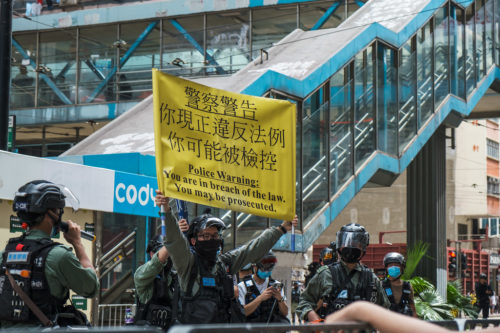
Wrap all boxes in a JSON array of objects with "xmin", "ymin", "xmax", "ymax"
[
  {"xmin": 403, "ymin": 243, "xmax": 478, "ymax": 320},
  {"xmin": 447, "ymin": 280, "xmax": 478, "ymax": 319},
  {"xmin": 401, "ymin": 241, "xmax": 429, "ymax": 280}
]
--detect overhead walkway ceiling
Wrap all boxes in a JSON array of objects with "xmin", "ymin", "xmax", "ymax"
[{"xmin": 63, "ymin": 0, "xmax": 500, "ymax": 252}]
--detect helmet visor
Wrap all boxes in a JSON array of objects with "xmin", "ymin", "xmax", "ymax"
[
  {"xmin": 258, "ymin": 257, "xmax": 277, "ymax": 271},
  {"xmin": 58, "ymin": 185, "xmax": 79, "ymax": 212},
  {"xmin": 337, "ymin": 232, "xmax": 367, "ymax": 251}
]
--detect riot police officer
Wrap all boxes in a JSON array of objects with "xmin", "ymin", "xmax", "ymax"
[
  {"xmin": 382, "ymin": 252, "xmax": 417, "ymax": 317},
  {"xmin": 155, "ymin": 191, "xmax": 298, "ymax": 324},
  {"xmin": 296, "ymin": 223, "xmax": 389, "ymax": 322},
  {"xmin": 0, "ymin": 180, "xmax": 99, "ymax": 328},
  {"xmin": 134, "ymin": 217, "xmax": 188, "ymax": 330},
  {"xmin": 238, "ymin": 251, "xmax": 289, "ymax": 323},
  {"xmin": 319, "ymin": 241, "xmax": 337, "ymax": 266}
]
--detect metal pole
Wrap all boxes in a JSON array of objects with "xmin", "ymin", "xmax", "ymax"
[{"xmin": 0, "ymin": 0, "xmax": 13, "ymax": 151}]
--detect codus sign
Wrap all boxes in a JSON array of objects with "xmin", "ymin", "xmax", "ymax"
[{"xmin": 113, "ymin": 172, "xmax": 159, "ymax": 217}]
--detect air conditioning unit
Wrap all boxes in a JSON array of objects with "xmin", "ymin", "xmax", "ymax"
[{"xmin": 59, "ymin": 0, "xmax": 79, "ymax": 6}]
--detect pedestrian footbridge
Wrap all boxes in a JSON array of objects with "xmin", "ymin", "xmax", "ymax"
[{"xmin": 64, "ymin": 0, "xmax": 500, "ymax": 253}]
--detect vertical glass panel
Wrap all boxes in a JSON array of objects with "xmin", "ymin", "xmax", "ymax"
[
  {"xmin": 434, "ymin": 5, "xmax": 449, "ymax": 108},
  {"xmin": 417, "ymin": 21, "xmax": 434, "ymax": 125},
  {"xmin": 38, "ymin": 30, "xmax": 77, "ymax": 107},
  {"xmin": 302, "ymin": 87, "xmax": 328, "ymax": 223},
  {"xmin": 330, "ymin": 67, "xmax": 353, "ymax": 196},
  {"xmin": 79, "ymin": 25, "xmax": 117, "ymax": 103},
  {"xmin": 207, "ymin": 10, "xmax": 250, "ymax": 75},
  {"xmin": 354, "ymin": 46, "xmax": 375, "ymax": 169},
  {"xmin": 476, "ymin": 0, "xmax": 486, "ymax": 80},
  {"xmin": 491, "ymin": 218, "xmax": 498, "ymax": 236},
  {"xmin": 485, "ymin": 0, "xmax": 494, "ymax": 69},
  {"xmin": 300, "ymin": 1, "xmax": 343, "ymax": 30},
  {"xmin": 118, "ymin": 22, "xmax": 160, "ymax": 102},
  {"xmin": 377, "ymin": 44, "xmax": 398, "ymax": 155},
  {"xmin": 100, "ymin": 212, "xmax": 146, "ymax": 294},
  {"xmin": 450, "ymin": 6, "xmax": 466, "ymax": 99},
  {"xmin": 398, "ymin": 38, "xmax": 417, "ymax": 152},
  {"xmin": 10, "ymin": 34, "xmax": 37, "ymax": 109},
  {"xmin": 465, "ymin": 4, "xmax": 476, "ymax": 95},
  {"xmin": 253, "ymin": 6, "xmax": 297, "ymax": 59},
  {"xmin": 235, "ymin": 214, "xmax": 268, "ymax": 247},
  {"xmin": 162, "ymin": 16, "xmax": 205, "ymax": 77}
]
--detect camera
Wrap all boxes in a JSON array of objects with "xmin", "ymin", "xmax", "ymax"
[{"xmin": 269, "ymin": 281, "xmax": 283, "ymax": 290}]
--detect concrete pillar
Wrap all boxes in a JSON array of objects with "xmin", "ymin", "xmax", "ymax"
[{"xmin": 407, "ymin": 126, "xmax": 447, "ymax": 299}]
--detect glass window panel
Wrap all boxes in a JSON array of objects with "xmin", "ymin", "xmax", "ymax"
[
  {"xmin": 300, "ymin": 1, "xmax": 344, "ymax": 30},
  {"xmin": 377, "ymin": 44, "xmax": 398, "ymax": 155},
  {"xmin": 235, "ymin": 213, "xmax": 268, "ymax": 247},
  {"xmin": 162, "ymin": 16, "xmax": 205, "ymax": 77},
  {"xmin": 330, "ymin": 67, "xmax": 353, "ymax": 195},
  {"xmin": 482, "ymin": 217, "xmax": 489, "ymax": 228},
  {"xmin": 465, "ymin": 4, "xmax": 476, "ymax": 95},
  {"xmin": 302, "ymin": 87, "xmax": 328, "ymax": 223},
  {"xmin": 485, "ymin": 0, "xmax": 494, "ymax": 69},
  {"xmin": 417, "ymin": 21, "xmax": 434, "ymax": 125},
  {"xmin": 450, "ymin": 6, "xmax": 466, "ymax": 99},
  {"xmin": 118, "ymin": 21, "xmax": 160, "ymax": 102},
  {"xmin": 10, "ymin": 34, "xmax": 37, "ymax": 109},
  {"xmin": 79, "ymin": 25, "xmax": 118, "ymax": 103},
  {"xmin": 207, "ymin": 10, "xmax": 250, "ymax": 75},
  {"xmin": 252, "ymin": 6, "xmax": 297, "ymax": 59},
  {"xmin": 491, "ymin": 218, "xmax": 498, "ymax": 236},
  {"xmin": 434, "ymin": 5, "xmax": 450, "ymax": 108},
  {"xmin": 476, "ymin": 0, "xmax": 486, "ymax": 80},
  {"xmin": 398, "ymin": 38, "xmax": 417, "ymax": 152},
  {"xmin": 354, "ymin": 46, "xmax": 375, "ymax": 169},
  {"xmin": 100, "ymin": 212, "xmax": 146, "ymax": 292},
  {"xmin": 39, "ymin": 30, "xmax": 77, "ymax": 107}
]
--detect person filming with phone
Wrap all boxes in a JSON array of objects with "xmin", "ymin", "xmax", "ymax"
[
  {"xmin": 0, "ymin": 180, "xmax": 98, "ymax": 328},
  {"xmin": 237, "ymin": 251, "xmax": 289, "ymax": 323}
]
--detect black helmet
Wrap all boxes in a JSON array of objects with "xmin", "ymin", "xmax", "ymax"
[
  {"xmin": 147, "ymin": 234, "xmax": 164, "ymax": 254},
  {"xmin": 329, "ymin": 241, "xmax": 336, "ymax": 250},
  {"xmin": 479, "ymin": 273, "xmax": 487, "ymax": 279},
  {"xmin": 383, "ymin": 252, "xmax": 406, "ymax": 268},
  {"xmin": 336, "ymin": 223, "xmax": 369, "ymax": 263},
  {"xmin": 256, "ymin": 251, "xmax": 277, "ymax": 271},
  {"xmin": 13, "ymin": 180, "xmax": 66, "ymax": 225},
  {"xmin": 319, "ymin": 247, "xmax": 336, "ymax": 265},
  {"xmin": 186, "ymin": 209, "xmax": 226, "ymax": 240}
]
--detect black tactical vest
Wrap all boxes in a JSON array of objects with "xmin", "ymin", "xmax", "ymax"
[
  {"xmin": 320, "ymin": 262, "xmax": 377, "ymax": 317},
  {"xmin": 383, "ymin": 279, "xmax": 413, "ymax": 316},
  {"xmin": 179, "ymin": 255, "xmax": 244, "ymax": 324},
  {"xmin": 135, "ymin": 258, "xmax": 178, "ymax": 329},
  {"xmin": 0, "ymin": 235, "xmax": 66, "ymax": 324},
  {"xmin": 243, "ymin": 276, "xmax": 285, "ymax": 323}
]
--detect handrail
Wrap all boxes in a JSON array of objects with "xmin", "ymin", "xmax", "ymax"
[{"xmin": 99, "ymin": 230, "xmax": 136, "ymax": 265}]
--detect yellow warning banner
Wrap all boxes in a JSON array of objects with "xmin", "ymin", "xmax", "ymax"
[{"xmin": 153, "ymin": 70, "xmax": 296, "ymax": 220}]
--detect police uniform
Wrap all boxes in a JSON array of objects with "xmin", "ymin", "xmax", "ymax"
[
  {"xmin": 296, "ymin": 261, "xmax": 389, "ymax": 321},
  {"xmin": 134, "ymin": 252, "xmax": 177, "ymax": 329},
  {"xmin": 382, "ymin": 278, "xmax": 414, "ymax": 316},
  {"xmin": 238, "ymin": 276, "xmax": 287, "ymax": 323},
  {"xmin": 0, "ymin": 230, "xmax": 99, "ymax": 328},
  {"xmin": 163, "ymin": 210, "xmax": 285, "ymax": 324}
]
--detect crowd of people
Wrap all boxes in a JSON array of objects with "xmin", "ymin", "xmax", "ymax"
[{"xmin": 0, "ymin": 180, "xmax": 498, "ymax": 333}]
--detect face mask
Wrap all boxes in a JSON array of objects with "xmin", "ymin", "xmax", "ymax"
[
  {"xmin": 340, "ymin": 248, "xmax": 362, "ymax": 263},
  {"xmin": 257, "ymin": 269, "xmax": 272, "ymax": 279},
  {"xmin": 387, "ymin": 266, "xmax": 401, "ymax": 279},
  {"xmin": 194, "ymin": 239, "xmax": 221, "ymax": 263}
]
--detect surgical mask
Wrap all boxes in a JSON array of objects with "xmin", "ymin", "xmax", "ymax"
[
  {"xmin": 257, "ymin": 269, "xmax": 272, "ymax": 279},
  {"xmin": 194, "ymin": 239, "xmax": 221, "ymax": 264},
  {"xmin": 387, "ymin": 266, "xmax": 401, "ymax": 279},
  {"xmin": 340, "ymin": 247, "xmax": 362, "ymax": 263}
]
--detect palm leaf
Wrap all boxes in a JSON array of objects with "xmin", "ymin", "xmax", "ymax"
[{"xmin": 402, "ymin": 241, "xmax": 429, "ymax": 280}]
